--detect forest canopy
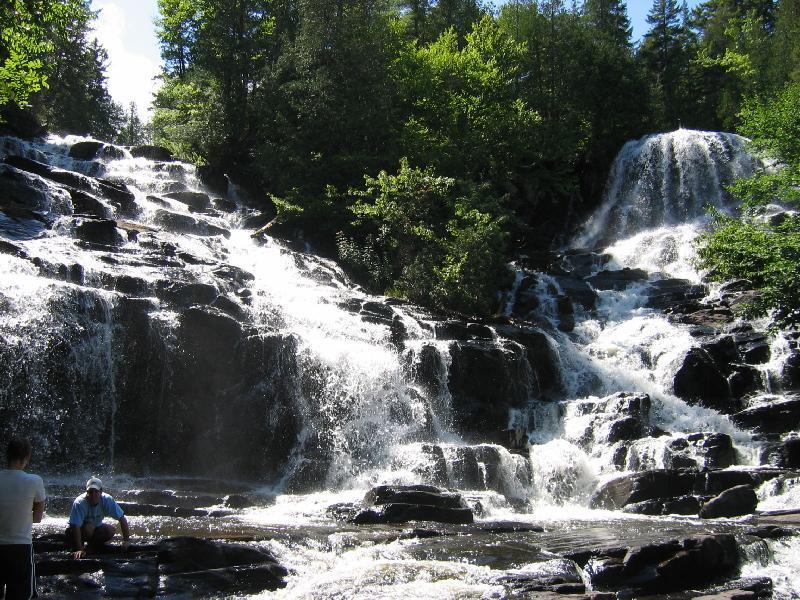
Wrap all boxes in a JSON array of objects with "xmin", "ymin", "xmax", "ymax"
[{"xmin": 2, "ymin": 0, "xmax": 799, "ymax": 318}]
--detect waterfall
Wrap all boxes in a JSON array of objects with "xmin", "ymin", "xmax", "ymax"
[{"xmin": 577, "ymin": 129, "xmax": 758, "ymax": 248}]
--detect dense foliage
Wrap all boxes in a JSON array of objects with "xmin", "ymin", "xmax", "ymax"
[
  {"xmin": 0, "ymin": 0, "xmax": 135, "ymax": 140},
  {"xmin": 4, "ymin": 0, "xmax": 800, "ymax": 316},
  {"xmin": 697, "ymin": 82, "xmax": 800, "ymax": 328}
]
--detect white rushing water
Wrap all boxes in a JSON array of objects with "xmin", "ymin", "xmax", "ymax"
[{"xmin": 2, "ymin": 131, "xmax": 799, "ymax": 597}]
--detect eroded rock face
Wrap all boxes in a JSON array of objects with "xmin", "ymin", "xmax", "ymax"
[
  {"xmin": 575, "ymin": 534, "xmax": 740, "ymax": 595},
  {"xmin": 353, "ymin": 485, "xmax": 474, "ymax": 525},
  {"xmin": 590, "ymin": 468, "xmax": 783, "ymax": 516},
  {"xmin": 447, "ymin": 340, "xmax": 532, "ymax": 441},
  {"xmin": 673, "ymin": 348, "xmax": 735, "ymax": 411}
]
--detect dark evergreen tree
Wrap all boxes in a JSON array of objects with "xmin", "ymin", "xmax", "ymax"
[
  {"xmin": 31, "ymin": 4, "xmax": 123, "ymax": 139},
  {"xmin": 117, "ymin": 102, "xmax": 148, "ymax": 145},
  {"xmin": 582, "ymin": 0, "xmax": 632, "ymax": 48},
  {"xmin": 639, "ymin": 0, "xmax": 693, "ymax": 129}
]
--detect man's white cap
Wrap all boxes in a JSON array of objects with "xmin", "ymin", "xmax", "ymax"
[{"xmin": 86, "ymin": 477, "xmax": 102, "ymax": 491}]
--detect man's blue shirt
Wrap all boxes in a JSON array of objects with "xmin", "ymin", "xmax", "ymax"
[{"xmin": 68, "ymin": 493, "xmax": 124, "ymax": 527}]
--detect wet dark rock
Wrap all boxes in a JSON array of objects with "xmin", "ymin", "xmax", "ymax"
[
  {"xmin": 587, "ymin": 268, "xmax": 648, "ymax": 291},
  {"xmin": 702, "ymin": 336, "xmax": 740, "ymax": 373},
  {"xmin": 746, "ymin": 525, "xmax": 794, "ymax": 539},
  {"xmin": 156, "ymin": 281, "xmax": 218, "ymax": 306},
  {"xmin": 162, "ymin": 563, "xmax": 288, "ymax": 595},
  {"xmin": 589, "ymin": 469, "xmax": 778, "ymax": 510},
  {"xmin": 673, "ymin": 347, "xmax": 734, "ymax": 411},
  {"xmin": 224, "ymin": 494, "xmax": 251, "ymax": 509},
  {"xmin": 689, "ymin": 432, "xmax": 737, "ymax": 469},
  {"xmin": 153, "ymin": 209, "xmax": 230, "ymax": 237},
  {"xmin": 355, "ymin": 485, "xmax": 474, "ymax": 525},
  {"xmin": 699, "ymin": 485, "xmax": 758, "ymax": 518},
  {"xmin": 0, "ymin": 239, "xmax": 29, "ymax": 259},
  {"xmin": 36, "ymin": 556, "xmax": 103, "ymax": 576},
  {"xmin": 450, "ymin": 446, "xmax": 484, "ymax": 489},
  {"xmin": 553, "ymin": 275, "xmax": 597, "ymax": 310},
  {"xmin": 732, "ymin": 331, "xmax": 770, "ymax": 364},
  {"xmin": 157, "ymin": 537, "xmax": 281, "ymax": 574},
  {"xmin": 781, "ymin": 349, "xmax": 800, "ymax": 390},
  {"xmin": 5, "ymin": 154, "xmax": 93, "ymax": 190},
  {"xmin": 213, "ymin": 197, "xmax": 237, "ymax": 212},
  {"xmin": 776, "ymin": 437, "xmax": 800, "ymax": 468},
  {"xmin": 662, "ymin": 495, "xmax": 702, "ymax": 515},
  {"xmin": 731, "ymin": 397, "xmax": 800, "ymax": 434},
  {"xmin": 621, "ymin": 499, "xmax": 664, "ymax": 515},
  {"xmin": 498, "ymin": 326, "xmax": 562, "ymax": 395},
  {"xmin": 728, "ymin": 364, "xmax": 763, "ymax": 399},
  {"xmin": 497, "ymin": 558, "xmax": 584, "ymax": 595},
  {"xmin": 556, "ymin": 294, "xmax": 575, "ymax": 332},
  {"xmin": 130, "ymin": 145, "xmax": 173, "ymax": 161},
  {"xmin": 106, "ymin": 274, "xmax": 150, "ymax": 296},
  {"xmin": 447, "ymin": 340, "xmax": 531, "ymax": 441},
  {"xmin": 434, "ymin": 319, "xmax": 471, "ymax": 340},
  {"xmin": 74, "ymin": 218, "xmax": 125, "ymax": 246},
  {"xmin": 68, "ymin": 141, "xmax": 104, "ymax": 160},
  {"xmin": 606, "ymin": 417, "xmax": 644, "ymax": 443},
  {"xmin": 165, "ymin": 190, "xmax": 211, "ymax": 211},
  {"xmin": 646, "ymin": 278, "xmax": 707, "ymax": 310},
  {"xmin": 365, "ymin": 485, "xmax": 467, "ymax": 509},
  {"xmin": 412, "ymin": 344, "xmax": 445, "ymax": 396},
  {"xmin": 212, "ymin": 295, "xmax": 247, "ymax": 320},
  {"xmin": 418, "ymin": 444, "xmax": 449, "ymax": 487},
  {"xmin": 68, "ymin": 187, "xmax": 109, "ymax": 218},
  {"xmin": 582, "ymin": 534, "xmax": 739, "ymax": 594},
  {"xmin": 380, "ymin": 503, "xmax": 474, "ymax": 524},
  {"xmin": 117, "ymin": 501, "xmax": 207, "ymax": 517}
]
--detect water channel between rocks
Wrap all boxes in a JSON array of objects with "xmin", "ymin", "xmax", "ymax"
[{"xmin": 1, "ymin": 130, "xmax": 800, "ymax": 598}]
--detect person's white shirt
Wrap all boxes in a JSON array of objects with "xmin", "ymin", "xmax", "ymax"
[{"xmin": 0, "ymin": 469, "xmax": 46, "ymax": 544}]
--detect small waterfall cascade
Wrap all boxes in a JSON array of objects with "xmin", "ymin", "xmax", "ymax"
[
  {"xmin": 577, "ymin": 129, "xmax": 759, "ymax": 248},
  {"xmin": 3, "ymin": 131, "xmax": 800, "ymax": 597}
]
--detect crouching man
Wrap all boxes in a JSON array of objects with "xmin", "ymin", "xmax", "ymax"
[{"xmin": 66, "ymin": 477, "xmax": 130, "ymax": 558}]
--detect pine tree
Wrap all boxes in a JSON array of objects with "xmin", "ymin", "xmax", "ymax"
[
  {"xmin": 639, "ymin": 0, "xmax": 693, "ymax": 129},
  {"xmin": 582, "ymin": 0, "xmax": 632, "ymax": 47},
  {"xmin": 117, "ymin": 102, "xmax": 147, "ymax": 145}
]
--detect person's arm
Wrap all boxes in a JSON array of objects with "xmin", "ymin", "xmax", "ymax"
[
  {"xmin": 32, "ymin": 501, "xmax": 44, "ymax": 523},
  {"xmin": 119, "ymin": 516, "xmax": 130, "ymax": 549},
  {"xmin": 71, "ymin": 525, "xmax": 85, "ymax": 558}
]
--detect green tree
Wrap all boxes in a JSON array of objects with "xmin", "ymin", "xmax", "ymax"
[
  {"xmin": 0, "ymin": 0, "xmax": 85, "ymax": 112},
  {"xmin": 697, "ymin": 83, "xmax": 800, "ymax": 328},
  {"xmin": 33, "ymin": 25, "xmax": 123, "ymax": 140},
  {"xmin": 117, "ymin": 102, "xmax": 148, "ymax": 145},
  {"xmin": 253, "ymin": 0, "xmax": 402, "ymax": 193},
  {"xmin": 639, "ymin": 0, "xmax": 694, "ymax": 129},
  {"xmin": 342, "ymin": 158, "xmax": 510, "ymax": 314},
  {"xmin": 582, "ymin": 0, "xmax": 632, "ymax": 48},
  {"xmin": 398, "ymin": 15, "xmax": 541, "ymax": 184}
]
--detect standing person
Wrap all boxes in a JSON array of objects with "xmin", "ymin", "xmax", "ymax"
[
  {"xmin": 0, "ymin": 437, "xmax": 46, "ymax": 600},
  {"xmin": 66, "ymin": 477, "xmax": 130, "ymax": 558}
]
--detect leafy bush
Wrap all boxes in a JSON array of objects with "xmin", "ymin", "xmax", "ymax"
[
  {"xmin": 343, "ymin": 158, "xmax": 511, "ymax": 315},
  {"xmin": 697, "ymin": 83, "xmax": 800, "ymax": 328}
]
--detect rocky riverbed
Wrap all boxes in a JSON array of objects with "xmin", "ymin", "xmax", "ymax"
[{"xmin": 29, "ymin": 479, "xmax": 799, "ymax": 598}]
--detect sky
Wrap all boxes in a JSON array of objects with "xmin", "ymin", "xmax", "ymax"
[{"xmin": 90, "ymin": 0, "xmax": 704, "ymax": 120}]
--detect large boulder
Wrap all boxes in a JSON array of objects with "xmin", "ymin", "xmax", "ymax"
[
  {"xmin": 165, "ymin": 191, "xmax": 211, "ymax": 211},
  {"xmin": 731, "ymin": 397, "xmax": 800, "ymax": 434},
  {"xmin": 130, "ymin": 145, "xmax": 173, "ymax": 161},
  {"xmin": 699, "ymin": 485, "xmax": 758, "ymax": 518},
  {"xmin": 354, "ymin": 485, "xmax": 474, "ymax": 525},
  {"xmin": 74, "ymin": 219, "xmax": 126, "ymax": 246},
  {"xmin": 68, "ymin": 141, "xmax": 103, "ymax": 160},
  {"xmin": 447, "ymin": 340, "xmax": 531, "ymax": 441},
  {"xmin": 673, "ymin": 348, "xmax": 734, "ymax": 411},
  {"xmin": 153, "ymin": 209, "xmax": 230, "ymax": 237},
  {"xmin": 587, "ymin": 268, "xmax": 648, "ymax": 291}
]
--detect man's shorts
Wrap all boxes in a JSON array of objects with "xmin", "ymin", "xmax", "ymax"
[{"xmin": 0, "ymin": 544, "xmax": 36, "ymax": 599}]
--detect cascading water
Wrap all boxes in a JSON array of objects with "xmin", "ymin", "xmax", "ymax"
[
  {"xmin": 2, "ymin": 129, "xmax": 799, "ymax": 598},
  {"xmin": 577, "ymin": 129, "xmax": 758, "ymax": 248}
]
